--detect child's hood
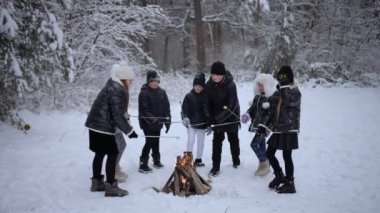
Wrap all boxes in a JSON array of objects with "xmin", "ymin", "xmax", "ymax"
[{"xmin": 253, "ymin": 73, "xmax": 276, "ymax": 97}]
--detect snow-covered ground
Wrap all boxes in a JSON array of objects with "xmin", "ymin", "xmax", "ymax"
[{"xmin": 1, "ymin": 84, "xmax": 380, "ymax": 213}]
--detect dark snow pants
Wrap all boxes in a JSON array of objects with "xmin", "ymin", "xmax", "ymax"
[
  {"xmin": 212, "ymin": 131, "xmax": 240, "ymax": 170},
  {"xmin": 140, "ymin": 129, "xmax": 161, "ymax": 163}
]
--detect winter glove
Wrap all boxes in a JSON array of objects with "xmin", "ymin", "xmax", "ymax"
[
  {"xmin": 128, "ymin": 131, "xmax": 138, "ymax": 139},
  {"xmin": 241, "ymin": 113, "xmax": 250, "ymax": 124},
  {"xmin": 276, "ymin": 84, "xmax": 281, "ymax": 91},
  {"xmin": 257, "ymin": 126, "xmax": 267, "ymax": 137},
  {"xmin": 205, "ymin": 126, "xmax": 213, "ymax": 136},
  {"xmin": 165, "ymin": 123, "xmax": 171, "ymax": 134},
  {"xmin": 182, "ymin": 117, "xmax": 190, "ymax": 128},
  {"xmin": 125, "ymin": 113, "xmax": 131, "ymax": 125}
]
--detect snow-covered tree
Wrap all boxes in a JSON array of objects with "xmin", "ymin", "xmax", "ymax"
[
  {"xmin": 0, "ymin": 1, "xmax": 74, "ymax": 126},
  {"xmin": 61, "ymin": 0, "xmax": 169, "ymax": 82},
  {"xmin": 261, "ymin": 0, "xmax": 298, "ymax": 75}
]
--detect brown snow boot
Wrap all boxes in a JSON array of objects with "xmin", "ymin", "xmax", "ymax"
[
  {"xmin": 115, "ymin": 165, "xmax": 128, "ymax": 182},
  {"xmin": 254, "ymin": 159, "xmax": 271, "ymax": 176},
  {"xmin": 105, "ymin": 180, "xmax": 128, "ymax": 197}
]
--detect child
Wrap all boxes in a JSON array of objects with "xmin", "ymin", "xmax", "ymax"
[
  {"xmin": 85, "ymin": 61, "xmax": 138, "ymax": 197},
  {"xmin": 181, "ymin": 73, "xmax": 209, "ymax": 167},
  {"xmin": 138, "ymin": 71, "xmax": 171, "ymax": 173},
  {"xmin": 241, "ymin": 73, "xmax": 276, "ymax": 176},
  {"xmin": 265, "ymin": 66, "xmax": 301, "ymax": 194}
]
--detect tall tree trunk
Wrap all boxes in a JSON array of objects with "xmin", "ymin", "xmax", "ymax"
[
  {"xmin": 183, "ymin": 35, "xmax": 191, "ymax": 70},
  {"xmin": 212, "ymin": 23, "xmax": 222, "ymax": 58},
  {"xmin": 194, "ymin": 0, "xmax": 206, "ymax": 70},
  {"xmin": 163, "ymin": 35, "xmax": 169, "ymax": 70}
]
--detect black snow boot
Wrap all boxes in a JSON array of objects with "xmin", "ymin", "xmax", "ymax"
[
  {"xmin": 90, "ymin": 175, "xmax": 105, "ymax": 192},
  {"xmin": 232, "ymin": 157, "xmax": 241, "ymax": 169},
  {"xmin": 268, "ymin": 170, "xmax": 285, "ymax": 189},
  {"xmin": 139, "ymin": 156, "xmax": 152, "ymax": 174},
  {"xmin": 276, "ymin": 177, "xmax": 296, "ymax": 194},
  {"xmin": 195, "ymin": 159, "xmax": 205, "ymax": 167},
  {"xmin": 208, "ymin": 166, "xmax": 220, "ymax": 177},
  {"xmin": 152, "ymin": 153, "xmax": 164, "ymax": 169}
]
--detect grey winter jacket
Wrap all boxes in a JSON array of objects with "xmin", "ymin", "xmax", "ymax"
[
  {"xmin": 265, "ymin": 84, "xmax": 301, "ymax": 133},
  {"xmin": 85, "ymin": 79, "xmax": 133, "ymax": 135}
]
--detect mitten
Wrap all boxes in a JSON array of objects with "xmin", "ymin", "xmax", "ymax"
[{"xmin": 241, "ymin": 113, "xmax": 250, "ymax": 124}]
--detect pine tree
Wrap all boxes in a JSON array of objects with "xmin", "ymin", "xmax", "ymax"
[{"xmin": 0, "ymin": 0, "xmax": 74, "ymax": 126}]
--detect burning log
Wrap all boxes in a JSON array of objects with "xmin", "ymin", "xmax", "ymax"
[{"xmin": 160, "ymin": 152, "xmax": 211, "ymax": 197}]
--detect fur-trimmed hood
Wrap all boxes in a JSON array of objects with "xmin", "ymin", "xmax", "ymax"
[{"xmin": 253, "ymin": 73, "xmax": 276, "ymax": 97}]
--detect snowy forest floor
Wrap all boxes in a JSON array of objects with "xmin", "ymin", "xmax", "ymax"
[{"xmin": 1, "ymin": 84, "xmax": 380, "ymax": 213}]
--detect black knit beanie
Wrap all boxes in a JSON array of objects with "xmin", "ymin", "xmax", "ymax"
[
  {"xmin": 277, "ymin": 66, "xmax": 294, "ymax": 85},
  {"xmin": 193, "ymin": 73, "xmax": 206, "ymax": 87},
  {"xmin": 146, "ymin": 70, "xmax": 160, "ymax": 83},
  {"xmin": 211, "ymin": 61, "xmax": 227, "ymax": 75}
]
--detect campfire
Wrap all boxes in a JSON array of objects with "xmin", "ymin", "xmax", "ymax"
[{"xmin": 158, "ymin": 152, "xmax": 211, "ymax": 197}]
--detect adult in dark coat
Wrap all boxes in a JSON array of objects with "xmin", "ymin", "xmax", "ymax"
[
  {"xmin": 138, "ymin": 71, "xmax": 171, "ymax": 173},
  {"xmin": 205, "ymin": 61, "xmax": 241, "ymax": 176},
  {"xmin": 85, "ymin": 61, "xmax": 138, "ymax": 197},
  {"xmin": 265, "ymin": 66, "xmax": 301, "ymax": 194}
]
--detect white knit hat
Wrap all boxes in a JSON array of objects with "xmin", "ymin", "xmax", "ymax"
[{"xmin": 110, "ymin": 61, "xmax": 135, "ymax": 80}]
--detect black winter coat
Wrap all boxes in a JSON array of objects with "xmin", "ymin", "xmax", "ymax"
[
  {"xmin": 205, "ymin": 71, "xmax": 240, "ymax": 133},
  {"xmin": 138, "ymin": 84, "xmax": 171, "ymax": 131},
  {"xmin": 181, "ymin": 89, "xmax": 209, "ymax": 129},
  {"xmin": 247, "ymin": 95, "xmax": 272, "ymax": 132},
  {"xmin": 85, "ymin": 79, "xmax": 133, "ymax": 135},
  {"xmin": 265, "ymin": 84, "xmax": 301, "ymax": 133}
]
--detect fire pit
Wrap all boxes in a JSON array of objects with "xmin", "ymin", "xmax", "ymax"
[{"xmin": 158, "ymin": 152, "xmax": 211, "ymax": 197}]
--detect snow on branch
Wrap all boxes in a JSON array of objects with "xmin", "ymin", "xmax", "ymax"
[{"xmin": 0, "ymin": 7, "xmax": 18, "ymax": 37}]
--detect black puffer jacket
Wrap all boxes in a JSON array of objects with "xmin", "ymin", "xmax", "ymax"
[
  {"xmin": 138, "ymin": 84, "xmax": 171, "ymax": 131},
  {"xmin": 181, "ymin": 89, "xmax": 209, "ymax": 129},
  {"xmin": 205, "ymin": 71, "xmax": 240, "ymax": 133},
  {"xmin": 247, "ymin": 95, "xmax": 272, "ymax": 132},
  {"xmin": 85, "ymin": 79, "xmax": 133, "ymax": 135},
  {"xmin": 265, "ymin": 84, "xmax": 301, "ymax": 133}
]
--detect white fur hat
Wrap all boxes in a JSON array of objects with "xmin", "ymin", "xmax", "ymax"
[
  {"xmin": 253, "ymin": 73, "xmax": 276, "ymax": 97},
  {"xmin": 110, "ymin": 61, "xmax": 135, "ymax": 80}
]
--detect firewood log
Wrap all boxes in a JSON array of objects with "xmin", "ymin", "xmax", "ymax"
[
  {"xmin": 189, "ymin": 169, "xmax": 206, "ymax": 194},
  {"xmin": 174, "ymin": 171, "xmax": 180, "ymax": 196},
  {"xmin": 162, "ymin": 172, "xmax": 174, "ymax": 193},
  {"xmin": 175, "ymin": 165, "xmax": 191, "ymax": 180}
]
